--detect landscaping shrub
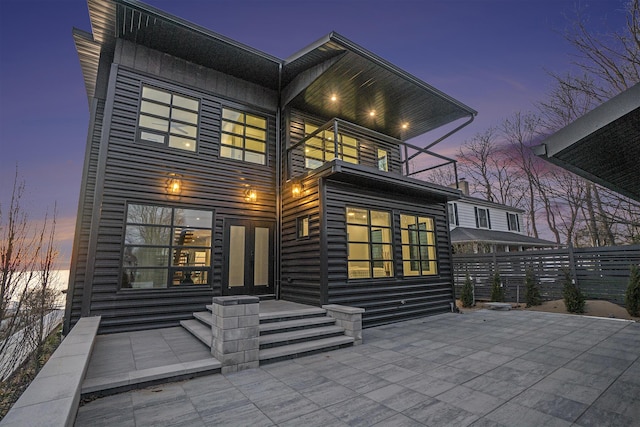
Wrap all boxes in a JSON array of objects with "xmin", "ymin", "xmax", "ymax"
[
  {"xmin": 524, "ymin": 268, "xmax": 541, "ymax": 307},
  {"xmin": 625, "ymin": 264, "xmax": 640, "ymax": 317},
  {"xmin": 562, "ymin": 270, "xmax": 585, "ymax": 314},
  {"xmin": 460, "ymin": 274, "xmax": 474, "ymax": 307},
  {"xmin": 490, "ymin": 272, "xmax": 504, "ymax": 302}
]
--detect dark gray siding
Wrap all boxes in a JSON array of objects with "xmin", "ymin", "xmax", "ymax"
[
  {"xmin": 71, "ymin": 57, "xmax": 277, "ymax": 333},
  {"xmin": 65, "ymin": 99, "xmax": 105, "ymax": 333},
  {"xmin": 324, "ymin": 180, "xmax": 455, "ymax": 327},
  {"xmin": 280, "ymin": 177, "xmax": 322, "ymax": 305}
]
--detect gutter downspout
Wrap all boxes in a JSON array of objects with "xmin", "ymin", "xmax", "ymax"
[{"xmin": 275, "ymin": 62, "xmax": 283, "ymax": 299}]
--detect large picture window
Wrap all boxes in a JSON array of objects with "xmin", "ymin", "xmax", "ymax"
[
  {"xmin": 221, "ymin": 108, "xmax": 267, "ymax": 165},
  {"xmin": 137, "ymin": 85, "xmax": 199, "ymax": 152},
  {"xmin": 305, "ymin": 124, "xmax": 358, "ymax": 169},
  {"xmin": 347, "ymin": 207, "xmax": 393, "ymax": 279},
  {"xmin": 122, "ymin": 204, "xmax": 213, "ymax": 289},
  {"xmin": 400, "ymin": 214, "xmax": 438, "ymax": 276}
]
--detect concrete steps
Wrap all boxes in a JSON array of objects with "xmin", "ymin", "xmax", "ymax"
[{"xmin": 180, "ymin": 302, "xmax": 356, "ymax": 364}]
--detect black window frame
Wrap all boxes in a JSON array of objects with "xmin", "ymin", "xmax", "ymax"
[
  {"xmin": 346, "ymin": 206, "xmax": 394, "ymax": 280},
  {"xmin": 220, "ymin": 107, "xmax": 268, "ymax": 165},
  {"xmin": 400, "ymin": 213, "xmax": 439, "ymax": 277},
  {"xmin": 296, "ymin": 215, "xmax": 310, "ymax": 239},
  {"xmin": 136, "ymin": 84, "xmax": 201, "ymax": 152}
]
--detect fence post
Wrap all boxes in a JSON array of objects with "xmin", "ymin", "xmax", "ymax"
[{"xmin": 567, "ymin": 243, "xmax": 579, "ymax": 285}]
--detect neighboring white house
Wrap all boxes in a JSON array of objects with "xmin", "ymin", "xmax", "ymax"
[{"xmin": 448, "ymin": 180, "xmax": 557, "ymax": 253}]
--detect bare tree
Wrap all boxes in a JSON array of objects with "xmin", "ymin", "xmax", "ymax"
[{"xmin": 0, "ymin": 168, "xmax": 60, "ymax": 379}]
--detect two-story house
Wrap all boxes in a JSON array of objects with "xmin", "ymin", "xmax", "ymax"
[
  {"xmin": 447, "ymin": 180, "xmax": 556, "ymax": 253},
  {"xmin": 64, "ymin": 0, "xmax": 478, "ymax": 334}
]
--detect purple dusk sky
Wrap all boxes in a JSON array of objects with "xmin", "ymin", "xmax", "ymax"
[{"xmin": 0, "ymin": 0, "xmax": 627, "ymax": 267}]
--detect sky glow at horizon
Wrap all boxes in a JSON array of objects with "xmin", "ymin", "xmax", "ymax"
[{"xmin": 0, "ymin": 0, "xmax": 628, "ymax": 268}]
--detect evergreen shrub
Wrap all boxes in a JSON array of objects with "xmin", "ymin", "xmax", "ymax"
[
  {"xmin": 524, "ymin": 268, "xmax": 541, "ymax": 307},
  {"xmin": 460, "ymin": 274, "xmax": 474, "ymax": 308},
  {"xmin": 490, "ymin": 272, "xmax": 504, "ymax": 302},
  {"xmin": 562, "ymin": 270, "xmax": 585, "ymax": 314}
]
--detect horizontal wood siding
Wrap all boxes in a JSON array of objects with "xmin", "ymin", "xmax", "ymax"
[
  {"xmin": 280, "ymin": 177, "xmax": 323, "ymax": 306},
  {"xmin": 325, "ymin": 180, "xmax": 455, "ymax": 327},
  {"xmin": 82, "ymin": 63, "xmax": 277, "ymax": 333},
  {"xmin": 66, "ymin": 99, "xmax": 106, "ymax": 332},
  {"xmin": 287, "ymin": 110, "xmax": 403, "ymax": 180}
]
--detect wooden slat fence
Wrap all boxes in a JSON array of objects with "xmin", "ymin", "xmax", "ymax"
[{"xmin": 453, "ymin": 245, "xmax": 640, "ymax": 305}]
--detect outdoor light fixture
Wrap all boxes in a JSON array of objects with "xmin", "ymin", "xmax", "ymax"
[
  {"xmin": 369, "ymin": 110, "xmax": 376, "ymax": 117},
  {"xmin": 402, "ymin": 122, "xmax": 408, "ymax": 129},
  {"xmin": 166, "ymin": 174, "xmax": 182, "ymax": 196},
  {"xmin": 291, "ymin": 181, "xmax": 303, "ymax": 198},
  {"xmin": 244, "ymin": 186, "xmax": 257, "ymax": 203},
  {"xmin": 330, "ymin": 94, "xmax": 337, "ymax": 102}
]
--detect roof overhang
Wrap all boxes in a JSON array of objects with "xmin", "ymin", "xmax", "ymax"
[
  {"xmin": 305, "ymin": 159, "xmax": 462, "ymax": 202},
  {"xmin": 77, "ymin": 1, "xmax": 476, "ymax": 144},
  {"xmin": 451, "ymin": 227, "xmax": 557, "ymax": 247},
  {"xmin": 533, "ymin": 83, "xmax": 640, "ymax": 201},
  {"xmin": 282, "ymin": 32, "xmax": 477, "ymax": 141}
]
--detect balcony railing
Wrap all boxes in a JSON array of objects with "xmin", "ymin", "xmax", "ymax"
[{"xmin": 286, "ymin": 117, "xmax": 458, "ymax": 185}]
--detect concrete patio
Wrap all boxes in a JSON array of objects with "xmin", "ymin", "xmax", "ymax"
[{"xmin": 75, "ymin": 309, "xmax": 640, "ymax": 426}]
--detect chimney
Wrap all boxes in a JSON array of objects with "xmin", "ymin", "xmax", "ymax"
[
  {"xmin": 448, "ymin": 178, "xmax": 469, "ymax": 196},
  {"xmin": 458, "ymin": 178, "xmax": 469, "ymax": 196}
]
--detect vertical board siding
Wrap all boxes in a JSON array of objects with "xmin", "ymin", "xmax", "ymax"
[
  {"xmin": 325, "ymin": 180, "xmax": 455, "ymax": 327},
  {"xmin": 73, "ymin": 62, "xmax": 277, "ymax": 333}
]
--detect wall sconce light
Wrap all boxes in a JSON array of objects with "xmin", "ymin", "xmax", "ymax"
[
  {"xmin": 291, "ymin": 181, "xmax": 303, "ymax": 198},
  {"xmin": 244, "ymin": 186, "xmax": 257, "ymax": 203},
  {"xmin": 166, "ymin": 174, "xmax": 182, "ymax": 196}
]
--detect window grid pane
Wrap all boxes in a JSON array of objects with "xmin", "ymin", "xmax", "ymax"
[
  {"xmin": 400, "ymin": 214, "xmax": 438, "ymax": 276},
  {"xmin": 138, "ymin": 85, "xmax": 199, "ymax": 151},
  {"xmin": 304, "ymin": 123, "xmax": 359, "ymax": 169},
  {"xmin": 122, "ymin": 204, "xmax": 212, "ymax": 289},
  {"xmin": 221, "ymin": 107, "xmax": 267, "ymax": 165},
  {"xmin": 347, "ymin": 207, "xmax": 393, "ymax": 279}
]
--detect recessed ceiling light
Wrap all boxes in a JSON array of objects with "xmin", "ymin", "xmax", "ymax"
[
  {"xmin": 369, "ymin": 110, "xmax": 375, "ymax": 117},
  {"xmin": 331, "ymin": 94, "xmax": 337, "ymax": 102}
]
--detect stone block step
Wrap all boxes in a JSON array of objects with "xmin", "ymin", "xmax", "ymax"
[
  {"xmin": 259, "ymin": 325, "xmax": 346, "ymax": 349},
  {"xmin": 193, "ymin": 311, "xmax": 213, "ymax": 326},
  {"xmin": 259, "ymin": 335, "xmax": 355, "ymax": 364},
  {"xmin": 259, "ymin": 316, "xmax": 336, "ymax": 335},
  {"xmin": 259, "ymin": 307, "xmax": 327, "ymax": 323},
  {"xmin": 180, "ymin": 319, "xmax": 212, "ymax": 348}
]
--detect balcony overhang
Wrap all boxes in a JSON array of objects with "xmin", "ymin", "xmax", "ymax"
[
  {"xmin": 282, "ymin": 32, "xmax": 477, "ymax": 141},
  {"xmin": 307, "ymin": 159, "xmax": 462, "ymax": 202},
  {"xmin": 533, "ymin": 83, "xmax": 640, "ymax": 202}
]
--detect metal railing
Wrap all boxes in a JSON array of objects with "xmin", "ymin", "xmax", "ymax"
[{"xmin": 286, "ymin": 117, "xmax": 458, "ymax": 185}]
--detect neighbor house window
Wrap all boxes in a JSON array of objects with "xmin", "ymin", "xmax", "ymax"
[
  {"xmin": 297, "ymin": 216, "xmax": 309, "ymax": 239},
  {"xmin": 507, "ymin": 212, "xmax": 520, "ymax": 232},
  {"xmin": 475, "ymin": 207, "xmax": 491, "ymax": 229},
  {"xmin": 400, "ymin": 214, "xmax": 438, "ymax": 276},
  {"xmin": 138, "ymin": 85, "xmax": 199, "ymax": 152},
  {"xmin": 122, "ymin": 204, "xmax": 213, "ymax": 289},
  {"xmin": 448, "ymin": 203, "xmax": 459, "ymax": 226},
  {"xmin": 346, "ymin": 207, "xmax": 393, "ymax": 279},
  {"xmin": 221, "ymin": 108, "xmax": 267, "ymax": 165},
  {"xmin": 377, "ymin": 149, "xmax": 388, "ymax": 172},
  {"xmin": 305, "ymin": 124, "xmax": 358, "ymax": 169}
]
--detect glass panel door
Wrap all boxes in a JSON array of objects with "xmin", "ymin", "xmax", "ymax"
[{"xmin": 223, "ymin": 220, "xmax": 274, "ymax": 295}]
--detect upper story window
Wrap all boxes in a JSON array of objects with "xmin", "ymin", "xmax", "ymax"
[
  {"xmin": 507, "ymin": 212, "xmax": 520, "ymax": 232},
  {"xmin": 475, "ymin": 207, "xmax": 491, "ymax": 229},
  {"xmin": 305, "ymin": 124, "xmax": 358, "ymax": 169},
  {"xmin": 221, "ymin": 108, "xmax": 267, "ymax": 165},
  {"xmin": 377, "ymin": 149, "xmax": 388, "ymax": 172},
  {"xmin": 122, "ymin": 204, "xmax": 213, "ymax": 289},
  {"xmin": 400, "ymin": 214, "xmax": 438, "ymax": 276},
  {"xmin": 448, "ymin": 203, "xmax": 459, "ymax": 226},
  {"xmin": 138, "ymin": 85, "xmax": 199, "ymax": 152},
  {"xmin": 347, "ymin": 207, "xmax": 393, "ymax": 279}
]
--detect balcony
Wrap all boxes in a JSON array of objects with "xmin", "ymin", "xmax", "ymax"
[{"xmin": 286, "ymin": 118, "xmax": 459, "ymax": 186}]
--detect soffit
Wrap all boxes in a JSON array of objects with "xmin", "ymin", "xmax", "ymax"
[
  {"xmin": 282, "ymin": 33, "xmax": 477, "ymax": 141},
  {"xmin": 535, "ymin": 84, "xmax": 640, "ymax": 202}
]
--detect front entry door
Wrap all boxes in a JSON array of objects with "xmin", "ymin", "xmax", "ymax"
[{"xmin": 223, "ymin": 219, "xmax": 274, "ymax": 295}]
